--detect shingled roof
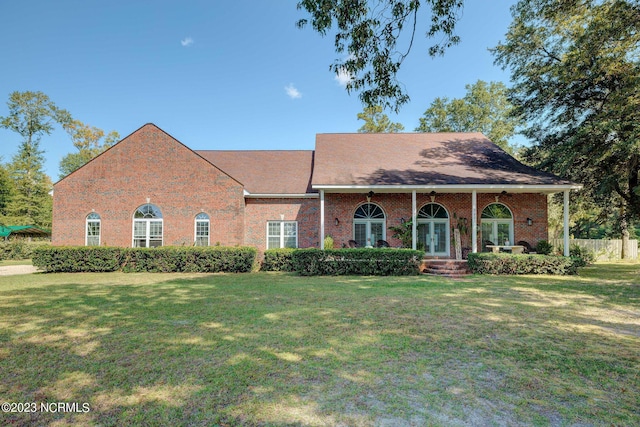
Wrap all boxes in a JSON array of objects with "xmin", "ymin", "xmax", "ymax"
[
  {"xmin": 312, "ymin": 133, "xmax": 576, "ymax": 189},
  {"xmin": 197, "ymin": 150, "xmax": 315, "ymax": 195}
]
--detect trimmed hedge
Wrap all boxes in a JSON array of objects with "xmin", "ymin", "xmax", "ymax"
[
  {"xmin": 0, "ymin": 241, "xmax": 51, "ymax": 261},
  {"xmin": 291, "ymin": 248, "xmax": 422, "ymax": 276},
  {"xmin": 32, "ymin": 247, "xmax": 123, "ymax": 272},
  {"xmin": 262, "ymin": 248, "xmax": 296, "ymax": 272},
  {"xmin": 467, "ymin": 253, "xmax": 579, "ymax": 275},
  {"xmin": 32, "ymin": 246, "xmax": 257, "ymax": 273}
]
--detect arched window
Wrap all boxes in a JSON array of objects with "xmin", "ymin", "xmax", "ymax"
[
  {"xmin": 86, "ymin": 212, "xmax": 101, "ymax": 246},
  {"xmin": 481, "ymin": 203, "xmax": 514, "ymax": 250},
  {"xmin": 133, "ymin": 204, "xmax": 163, "ymax": 247},
  {"xmin": 353, "ymin": 203, "xmax": 385, "ymax": 247},
  {"xmin": 195, "ymin": 213, "xmax": 210, "ymax": 246},
  {"xmin": 417, "ymin": 203, "xmax": 449, "ymax": 255}
]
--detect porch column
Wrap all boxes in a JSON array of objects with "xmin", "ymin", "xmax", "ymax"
[
  {"xmin": 563, "ymin": 189, "xmax": 570, "ymax": 257},
  {"xmin": 412, "ymin": 190, "xmax": 417, "ymax": 250},
  {"xmin": 320, "ymin": 190, "xmax": 325, "ymax": 249},
  {"xmin": 472, "ymin": 190, "xmax": 478, "ymax": 253}
]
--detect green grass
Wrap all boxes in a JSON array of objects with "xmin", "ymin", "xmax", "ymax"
[{"xmin": 1, "ymin": 264, "xmax": 639, "ymax": 426}]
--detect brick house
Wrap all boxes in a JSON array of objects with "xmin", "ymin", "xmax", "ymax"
[{"xmin": 53, "ymin": 123, "xmax": 581, "ymax": 257}]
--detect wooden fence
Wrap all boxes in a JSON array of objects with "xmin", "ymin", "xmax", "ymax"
[{"xmin": 550, "ymin": 239, "xmax": 638, "ymax": 261}]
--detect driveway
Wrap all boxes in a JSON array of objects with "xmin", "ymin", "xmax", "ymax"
[{"xmin": 0, "ymin": 265, "xmax": 39, "ymax": 276}]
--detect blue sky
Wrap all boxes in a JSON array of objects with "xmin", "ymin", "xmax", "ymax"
[{"xmin": 0, "ymin": 0, "xmax": 518, "ymax": 180}]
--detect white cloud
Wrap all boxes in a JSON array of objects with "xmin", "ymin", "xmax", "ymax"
[
  {"xmin": 334, "ymin": 67, "xmax": 353, "ymax": 87},
  {"xmin": 285, "ymin": 83, "xmax": 302, "ymax": 99},
  {"xmin": 181, "ymin": 37, "xmax": 194, "ymax": 47}
]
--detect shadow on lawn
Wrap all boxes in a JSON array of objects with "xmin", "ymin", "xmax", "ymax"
[{"xmin": 1, "ymin": 271, "xmax": 639, "ymax": 426}]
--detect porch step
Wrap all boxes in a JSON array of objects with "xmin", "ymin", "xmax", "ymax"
[{"xmin": 420, "ymin": 259, "xmax": 471, "ymax": 278}]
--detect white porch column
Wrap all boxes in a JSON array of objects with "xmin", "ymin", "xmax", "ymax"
[
  {"xmin": 320, "ymin": 190, "xmax": 325, "ymax": 249},
  {"xmin": 563, "ymin": 189, "xmax": 570, "ymax": 257},
  {"xmin": 412, "ymin": 190, "xmax": 417, "ymax": 250},
  {"xmin": 472, "ymin": 190, "xmax": 478, "ymax": 253}
]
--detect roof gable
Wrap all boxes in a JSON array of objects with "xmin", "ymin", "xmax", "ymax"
[{"xmin": 55, "ymin": 123, "xmax": 242, "ymax": 187}]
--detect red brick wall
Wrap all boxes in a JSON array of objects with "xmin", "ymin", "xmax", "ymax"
[
  {"xmin": 323, "ymin": 192, "xmax": 547, "ymax": 256},
  {"xmin": 52, "ymin": 124, "xmax": 245, "ymax": 247},
  {"xmin": 244, "ymin": 198, "xmax": 319, "ymax": 253},
  {"xmin": 52, "ymin": 123, "xmax": 549, "ymax": 256}
]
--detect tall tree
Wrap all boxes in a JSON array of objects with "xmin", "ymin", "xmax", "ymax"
[
  {"xmin": 0, "ymin": 91, "xmax": 71, "ymax": 227},
  {"xmin": 0, "ymin": 162, "xmax": 14, "ymax": 224},
  {"xmin": 415, "ymin": 80, "xmax": 522, "ymax": 153},
  {"xmin": 493, "ymin": 0, "xmax": 640, "ymax": 257},
  {"xmin": 357, "ymin": 105, "xmax": 405, "ymax": 133},
  {"xmin": 59, "ymin": 119, "xmax": 119, "ymax": 178},
  {"xmin": 297, "ymin": 0, "xmax": 464, "ymax": 111}
]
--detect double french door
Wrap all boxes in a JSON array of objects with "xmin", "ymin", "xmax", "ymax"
[{"xmin": 418, "ymin": 220, "xmax": 449, "ymax": 255}]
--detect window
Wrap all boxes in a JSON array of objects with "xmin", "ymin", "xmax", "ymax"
[
  {"xmin": 86, "ymin": 212, "xmax": 101, "ymax": 246},
  {"xmin": 353, "ymin": 203, "xmax": 386, "ymax": 247},
  {"xmin": 133, "ymin": 204, "xmax": 163, "ymax": 247},
  {"xmin": 267, "ymin": 221, "xmax": 298, "ymax": 249},
  {"xmin": 195, "ymin": 213, "xmax": 210, "ymax": 246},
  {"xmin": 417, "ymin": 203, "xmax": 449, "ymax": 255},
  {"xmin": 481, "ymin": 203, "xmax": 514, "ymax": 250}
]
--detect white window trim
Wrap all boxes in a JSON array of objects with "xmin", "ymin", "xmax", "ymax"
[
  {"xmin": 86, "ymin": 213, "xmax": 101, "ymax": 246},
  {"xmin": 480, "ymin": 203, "xmax": 514, "ymax": 246},
  {"xmin": 194, "ymin": 214, "xmax": 210, "ymax": 246},
  {"xmin": 132, "ymin": 219, "xmax": 164, "ymax": 248},
  {"xmin": 417, "ymin": 203, "xmax": 450, "ymax": 256},
  {"xmin": 266, "ymin": 220, "xmax": 298, "ymax": 249},
  {"xmin": 352, "ymin": 203, "xmax": 386, "ymax": 247}
]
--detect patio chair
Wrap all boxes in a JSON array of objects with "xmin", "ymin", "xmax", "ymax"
[
  {"xmin": 483, "ymin": 240, "xmax": 495, "ymax": 252},
  {"xmin": 517, "ymin": 241, "xmax": 535, "ymax": 254},
  {"xmin": 348, "ymin": 240, "xmax": 358, "ymax": 248},
  {"xmin": 375, "ymin": 239, "xmax": 390, "ymax": 248}
]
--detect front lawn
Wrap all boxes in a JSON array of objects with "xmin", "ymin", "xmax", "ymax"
[{"xmin": 1, "ymin": 264, "xmax": 638, "ymax": 426}]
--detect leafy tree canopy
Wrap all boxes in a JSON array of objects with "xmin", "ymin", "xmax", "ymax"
[
  {"xmin": 357, "ymin": 105, "xmax": 405, "ymax": 132},
  {"xmin": 493, "ymin": 0, "xmax": 640, "ymax": 221},
  {"xmin": 297, "ymin": 0, "xmax": 464, "ymax": 111},
  {"xmin": 0, "ymin": 91, "xmax": 71, "ymax": 227},
  {"xmin": 414, "ymin": 80, "xmax": 522, "ymax": 153}
]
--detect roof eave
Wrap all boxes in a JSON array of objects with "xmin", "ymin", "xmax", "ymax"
[
  {"xmin": 244, "ymin": 192, "xmax": 320, "ymax": 199},
  {"xmin": 312, "ymin": 184, "xmax": 583, "ymax": 194}
]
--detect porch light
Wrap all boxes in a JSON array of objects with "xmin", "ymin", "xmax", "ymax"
[
  {"xmin": 527, "ymin": 217, "xmax": 533, "ymax": 226},
  {"xmin": 366, "ymin": 190, "xmax": 374, "ymax": 202},
  {"xmin": 335, "ymin": 218, "xmax": 340, "ymax": 226},
  {"xmin": 430, "ymin": 190, "xmax": 436, "ymax": 202}
]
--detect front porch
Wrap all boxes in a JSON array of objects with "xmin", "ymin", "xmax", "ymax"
[{"xmin": 318, "ymin": 188, "xmax": 576, "ymax": 257}]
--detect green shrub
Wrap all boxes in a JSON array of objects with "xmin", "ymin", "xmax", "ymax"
[
  {"xmin": 467, "ymin": 253, "xmax": 579, "ymax": 275},
  {"xmin": 291, "ymin": 248, "xmax": 422, "ymax": 276},
  {"xmin": 0, "ymin": 241, "xmax": 51, "ymax": 260},
  {"xmin": 568, "ymin": 244, "xmax": 595, "ymax": 267},
  {"xmin": 535, "ymin": 240, "xmax": 553, "ymax": 255},
  {"xmin": 262, "ymin": 248, "xmax": 296, "ymax": 272},
  {"xmin": 323, "ymin": 235, "xmax": 334, "ymax": 249},
  {"xmin": 32, "ymin": 246, "xmax": 257, "ymax": 273},
  {"xmin": 32, "ymin": 246, "xmax": 123, "ymax": 272}
]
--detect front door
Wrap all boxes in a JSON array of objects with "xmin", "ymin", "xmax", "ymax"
[{"xmin": 418, "ymin": 220, "xmax": 449, "ymax": 256}]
